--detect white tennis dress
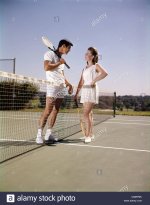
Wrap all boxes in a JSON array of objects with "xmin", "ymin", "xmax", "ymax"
[
  {"xmin": 80, "ymin": 64, "xmax": 99, "ymax": 104},
  {"xmin": 44, "ymin": 51, "xmax": 66, "ymax": 98}
]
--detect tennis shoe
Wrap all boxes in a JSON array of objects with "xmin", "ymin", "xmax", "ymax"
[
  {"xmin": 36, "ymin": 135, "xmax": 43, "ymax": 144},
  {"xmin": 85, "ymin": 136, "xmax": 92, "ymax": 143}
]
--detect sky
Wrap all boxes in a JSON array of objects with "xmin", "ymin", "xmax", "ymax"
[{"xmin": 0, "ymin": 0, "xmax": 150, "ymax": 96}]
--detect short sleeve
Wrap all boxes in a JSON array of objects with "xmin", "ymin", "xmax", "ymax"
[{"xmin": 44, "ymin": 51, "xmax": 54, "ymax": 61}]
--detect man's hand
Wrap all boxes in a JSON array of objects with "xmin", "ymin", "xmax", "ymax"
[{"xmin": 59, "ymin": 58, "xmax": 66, "ymax": 65}]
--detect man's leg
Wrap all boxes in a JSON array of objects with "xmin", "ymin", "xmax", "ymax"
[
  {"xmin": 47, "ymin": 98, "xmax": 63, "ymax": 128},
  {"xmin": 38, "ymin": 97, "xmax": 54, "ymax": 129},
  {"xmin": 36, "ymin": 97, "xmax": 54, "ymax": 144},
  {"xmin": 44, "ymin": 98, "xmax": 63, "ymax": 141}
]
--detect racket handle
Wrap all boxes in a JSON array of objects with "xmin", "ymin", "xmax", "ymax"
[
  {"xmin": 65, "ymin": 63, "xmax": 70, "ymax": 69},
  {"xmin": 74, "ymin": 99, "xmax": 79, "ymax": 108}
]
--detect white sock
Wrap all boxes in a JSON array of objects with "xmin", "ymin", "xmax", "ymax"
[
  {"xmin": 46, "ymin": 128, "xmax": 52, "ymax": 135},
  {"xmin": 38, "ymin": 128, "xmax": 42, "ymax": 135}
]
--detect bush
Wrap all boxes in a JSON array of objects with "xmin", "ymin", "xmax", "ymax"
[{"xmin": 0, "ymin": 81, "xmax": 38, "ymax": 110}]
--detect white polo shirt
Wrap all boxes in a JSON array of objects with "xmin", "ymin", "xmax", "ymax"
[
  {"xmin": 44, "ymin": 50, "xmax": 65, "ymax": 84},
  {"xmin": 44, "ymin": 51, "xmax": 66, "ymax": 98}
]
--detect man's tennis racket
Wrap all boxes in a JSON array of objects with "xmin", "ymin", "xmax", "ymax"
[{"xmin": 42, "ymin": 36, "xmax": 70, "ymax": 69}]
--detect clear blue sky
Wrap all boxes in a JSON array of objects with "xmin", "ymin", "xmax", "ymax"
[{"xmin": 0, "ymin": 0, "xmax": 150, "ymax": 95}]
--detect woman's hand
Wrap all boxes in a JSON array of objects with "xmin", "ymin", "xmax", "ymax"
[
  {"xmin": 67, "ymin": 84, "xmax": 73, "ymax": 95},
  {"xmin": 91, "ymin": 81, "xmax": 96, "ymax": 88}
]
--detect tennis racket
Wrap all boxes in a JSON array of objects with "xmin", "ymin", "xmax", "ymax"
[{"xmin": 42, "ymin": 36, "xmax": 70, "ymax": 69}]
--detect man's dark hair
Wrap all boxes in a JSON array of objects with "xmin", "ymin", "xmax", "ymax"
[{"xmin": 58, "ymin": 39, "xmax": 73, "ymax": 48}]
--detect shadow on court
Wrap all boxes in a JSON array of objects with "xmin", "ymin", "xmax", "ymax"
[{"xmin": 0, "ymin": 115, "xmax": 150, "ymax": 192}]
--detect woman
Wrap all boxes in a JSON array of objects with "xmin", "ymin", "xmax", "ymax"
[{"xmin": 74, "ymin": 47, "xmax": 108, "ymax": 143}]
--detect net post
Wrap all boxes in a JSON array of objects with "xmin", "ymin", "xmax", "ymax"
[
  {"xmin": 113, "ymin": 91, "xmax": 116, "ymax": 117},
  {"xmin": 13, "ymin": 58, "xmax": 16, "ymax": 74},
  {"xmin": 12, "ymin": 58, "xmax": 16, "ymax": 110}
]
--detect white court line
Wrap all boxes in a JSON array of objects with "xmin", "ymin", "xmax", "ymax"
[
  {"xmin": 0, "ymin": 117, "xmax": 38, "ymax": 120},
  {"xmin": 0, "ymin": 117, "xmax": 79, "ymax": 122},
  {"xmin": 0, "ymin": 139, "xmax": 35, "ymax": 142},
  {"xmin": 0, "ymin": 117, "xmax": 79, "ymax": 121},
  {"xmin": 63, "ymin": 143, "xmax": 150, "ymax": 153},
  {"xmin": 103, "ymin": 122, "xmax": 150, "ymax": 126}
]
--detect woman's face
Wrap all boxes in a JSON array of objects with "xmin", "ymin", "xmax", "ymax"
[{"xmin": 85, "ymin": 50, "xmax": 93, "ymax": 61}]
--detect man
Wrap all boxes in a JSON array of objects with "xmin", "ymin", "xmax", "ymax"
[{"xmin": 36, "ymin": 39, "xmax": 73, "ymax": 144}]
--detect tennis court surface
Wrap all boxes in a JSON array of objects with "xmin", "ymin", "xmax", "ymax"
[{"xmin": 0, "ymin": 115, "xmax": 150, "ymax": 192}]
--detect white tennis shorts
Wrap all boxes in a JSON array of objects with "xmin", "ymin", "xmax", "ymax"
[{"xmin": 46, "ymin": 85, "xmax": 66, "ymax": 98}]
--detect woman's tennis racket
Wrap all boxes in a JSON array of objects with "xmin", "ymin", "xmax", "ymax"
[
  {"xmin": 42, "ymin": 36, "xmax": 70, "ymax": 69},
  {"xmin": 74, "ymin": 98, "xmax": 86, "ymax": 136}
]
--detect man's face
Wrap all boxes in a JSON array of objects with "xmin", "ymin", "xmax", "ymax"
[{"xmin": 61, "ymin": 45, "xmax": 71, "ymax": 54}]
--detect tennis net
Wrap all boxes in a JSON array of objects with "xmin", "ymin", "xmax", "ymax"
[{"xmin": 0, "ymin": 71, "xmax": 116, "ymax": 163}]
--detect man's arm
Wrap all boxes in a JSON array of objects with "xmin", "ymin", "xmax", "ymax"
[
  {"xmin": 44, "ymin": 58, "xmax": 66, "ymax": 71},
  {"xmin": 62, "ymin": 70, "xmax": 71, "ymax": 87},
  {"xmin": 62, "ymin": 71, "xmax": 73, "ymax": 94}
]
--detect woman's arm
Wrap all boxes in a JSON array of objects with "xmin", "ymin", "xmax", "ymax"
[
  {"xmin": 75, "ymin": 72, "xmax": 84, "ymax": 97},
  {"xmin": 92, "ymin": 64, "xmax": 108, "ymax": 85}
]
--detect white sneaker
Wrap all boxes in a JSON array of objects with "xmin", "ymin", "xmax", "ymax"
[
  {"xmin": 80, "ymin": 135, "xmax": 95, "ymax": 141},
  {"xmin": 85, "ymin": 137, "xmax": 92, "ymax": 143},
  {"xmin": 36, "ymin": 135, "xmax": 43, "ymax": 144},
  {"xmin": 44, "ymin": 129, "xmax": 52, "ymax": 141}
]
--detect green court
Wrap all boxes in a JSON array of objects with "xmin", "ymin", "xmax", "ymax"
[{"xmin": 0, "ymin": 115, "xmax": 150, "ymax": 192}]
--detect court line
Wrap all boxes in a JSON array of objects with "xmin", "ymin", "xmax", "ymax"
[
  {"xmin": 63, "ymin": 143, "xmax": 150, "ymax": 153},
  {"xmin": 0, "ymin": 117, "xmax": 80, "ymax": 122},
  {"xmin": 0, "ymin": 139, "xmax": 35, "ymax": 142},
  {"xmin": 103, "ymin": 122, "xmax": 150, "ymax": 126}
]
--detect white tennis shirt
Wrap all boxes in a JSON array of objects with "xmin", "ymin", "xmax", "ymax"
[{"xmin": 44, "ymin": 50, "xmax": 65, "ymax": 84}]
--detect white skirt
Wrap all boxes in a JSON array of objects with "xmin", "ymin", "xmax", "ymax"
[
  {"xmin": 46, "ymin": 85, "xmax": 66, "ymax": 98},
  {"xmin": 80, "ymin": 87, "xmax": 99, "ymax": 104}
]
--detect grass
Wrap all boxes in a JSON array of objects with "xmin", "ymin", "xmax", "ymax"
[
  {"xmin": 7, "ymin": 108, "xmax": 113, "ymax": 115},
  {"xmin": 116, "ymin": 109, "xmax": 150, "ymax": 116}
]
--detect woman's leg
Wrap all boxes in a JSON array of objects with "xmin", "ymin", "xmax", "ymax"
[
  {"xmin": 89, "ymin": 111, "xmax": 93, "ymax": 137},
  {"xmin": 38, "ymin": 97, "xmax": 54, "ymax": 129},
  {"xmin": 83, "ymin": 102, "xmax": 94, "ymax": 137}
]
